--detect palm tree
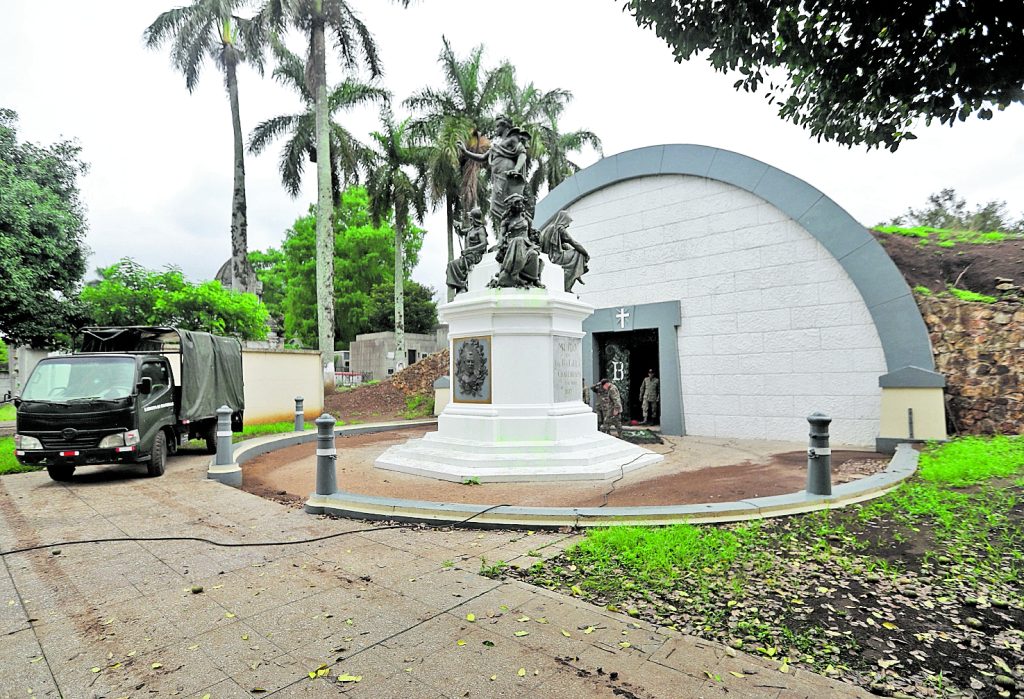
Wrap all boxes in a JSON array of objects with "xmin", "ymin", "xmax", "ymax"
[
  {"xmin": 405, "ymin": 38, "xmax": 512, "ymax": 276},
  {"xmin": 248, "ymin": 37, "xmax": 386, "ymax": 204},
  {"xmin": 256, "ymin": 0, "xmax": 404, "ymax": 382},
  {"xmin": 365, "ymin": 108, "xmax": 427, "ymax": 374},
  {"xmin": 144, "ymin": 0, "xmax": 264, "ymax": 295}
]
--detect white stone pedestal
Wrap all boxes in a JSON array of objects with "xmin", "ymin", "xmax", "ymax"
[{"xmin": 374, "ymin": 253, "xmax": 663, "ymax": 482}]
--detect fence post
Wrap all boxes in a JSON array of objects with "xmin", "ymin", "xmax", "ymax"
[
  {"xmin": 207, "ymin": 405, "xmax": 242, "ymax": 488},
  {"xmin": 806, "ymin": 412, "xmax": 833, "ymax": 496},
  {"xmin": 294, "ymin": 396, "xmax": 305, "ymax": 432},
  {"xmin": 314, "ymin": 413, "xmax": 337, "ymax": 496}
]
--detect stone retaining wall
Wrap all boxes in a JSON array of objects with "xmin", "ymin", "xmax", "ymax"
[{"xmin": 918, "ymin": 295, "xmax": 1024, "ymax": 434}]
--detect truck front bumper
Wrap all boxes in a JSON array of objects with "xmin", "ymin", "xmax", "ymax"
[{"xmin": 15, "ymin": 446, "xmax": 141, "ymax": 468}]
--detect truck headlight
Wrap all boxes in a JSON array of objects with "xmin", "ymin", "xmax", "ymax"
[
  {"xmin": 99, "ymin": 433, "xmax": 125, "ymax": 448},
  {"xmin": 99, "ymin": 430, "xmax": 140, "ymax": 448},
  {"xmin": 14, "ymin": 434, "xmax": 43, "ymax": 450}
]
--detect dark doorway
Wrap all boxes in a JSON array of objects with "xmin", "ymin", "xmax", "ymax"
[{"xmin": 595, "ymin": 329, "xmax": 659, "ymax": 423}]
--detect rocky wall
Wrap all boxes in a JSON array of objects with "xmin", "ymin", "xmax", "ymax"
[{"xmin": 918, "ymin": 295, "xmax": 1024, "ymax": 435}]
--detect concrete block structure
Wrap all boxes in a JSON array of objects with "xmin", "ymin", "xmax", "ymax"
[{"xmin": 535, "ymin": 144, "xmax": 945, "ymax": 451}]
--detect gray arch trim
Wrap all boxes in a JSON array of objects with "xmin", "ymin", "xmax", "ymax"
[{"xmin": 535, "ymin": 144, "xmax": 940, "ymax": 380}]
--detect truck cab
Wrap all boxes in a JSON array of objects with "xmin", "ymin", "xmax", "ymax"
[{"xmin": 13, "ymin": 327, "xmax": 244, "ymax": 481}]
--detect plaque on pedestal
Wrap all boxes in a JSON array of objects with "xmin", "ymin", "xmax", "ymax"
[{"xmin": 452, "ymin": 336, "xmax": 491, "ymax": 404}]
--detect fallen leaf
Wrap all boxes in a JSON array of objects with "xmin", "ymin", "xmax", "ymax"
[
  {"xmin": 583, "ymin": 626, "xmax": 596, "ymax": 634},
  {"xmin": 619, "ymin": 642, "xmax": 631, "ymax": 649},
  {"xmin": 517, "ymin": 616, "xmax": 531, "ymax": 622},
  {"xmin": 151, "ymin": 663, "xmax": 162, "ymax": 670},
  {"xmin": 561, "ymin": 630, "xmax": 572, "ymax": 637},
  {"xmin": 536, "ymin": 617, "xmax": 548, "ymax": 624},
  {"xmin": 337, "ymin": 674, "xmax": 362, "ymax": 683},
  {"xmin": 729, "ymin": 671, "xmax": 745, "ymax": 678},
  {"xmin": 225, "ymin": 612, "xmax": 236, "ymax": 618},
  {"xmin": 882, "ymin": 622, "xmax": 899, "ymax": 630},
  {"xmin": 186, "ymin": 645, "xmax": 199, "ymax": 651},
  {"xmin": 514, "ymin": 631, "xmax": 530, "ymax": 637},
  {"xmin": 457, "ymin": 639, "xmax": 466, "ymax": 646},
  {"xmin": 90, "ymin": 667, "xmax": 102, "ymax": 673},
  {"xmin": 242, "ymin": 634, "xmax": 249, "ymax": 641},
  {"xmin": 570, "ymin": 585, "xmax": 583, "ymax": 596},
  {"xmin": 490, "ymin": 674, "xmax": 497, "ymax": 681},
  {"xmin": 517, "ymin": 668, "xmax": 526, "ymax": 677},
  {"xmin": 466, "ymin": 613, "xmax": 476, "ymax": 622},
  {"xmin": 778, "ymin": 659, "xmax": 790, "ymax": 673},
  {"xmin": 30, "ymin": 657, "xmax": 43, "ymax": 664}
]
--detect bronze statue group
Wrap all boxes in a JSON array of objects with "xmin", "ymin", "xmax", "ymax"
[{"xmin": 446, "ymin": 116, "xmax": 590, "ymax": 295}]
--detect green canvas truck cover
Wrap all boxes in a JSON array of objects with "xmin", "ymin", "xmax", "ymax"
[{"xmin": 79, "ymin": 327, "xmax": 244, "ymax": 421}]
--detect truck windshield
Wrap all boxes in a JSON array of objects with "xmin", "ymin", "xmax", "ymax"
[{"xmin": 21, "ymin": 357, "xmax": 137, "ymax": 402}]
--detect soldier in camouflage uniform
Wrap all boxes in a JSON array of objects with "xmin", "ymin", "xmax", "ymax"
[
  {"xmin": 593, "ymin": 379, "xmax": 623, "ymax": 437},
  {"xmin": 640, "ymin": 368, "xmax": 660, "ymax": 424}
]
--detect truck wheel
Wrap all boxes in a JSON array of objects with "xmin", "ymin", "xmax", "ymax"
[
  {"xmin": 147, "ymin": 431, "xmax": 167, "ymax": 477},
  {"xmin": 47, "ymin": 465, "xmax": 75, "ymax": 482},
  {"xmin": 204, "ymin": 423, "xmax": 217, "ymax": 455}
]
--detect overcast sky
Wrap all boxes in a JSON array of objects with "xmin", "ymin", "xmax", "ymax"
[{"xmin": 3, "ymin": 1, "xmax": 1022, "ymax": 299}]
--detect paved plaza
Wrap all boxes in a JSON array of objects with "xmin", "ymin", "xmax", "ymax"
[{"xmin": 0, "ymin": 444, "xmax": 868, "ymax": 698}]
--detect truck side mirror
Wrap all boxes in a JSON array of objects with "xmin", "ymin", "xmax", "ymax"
[{"xmin": 138, "ymin": 377, "xmax": 153, "ymax": 395}]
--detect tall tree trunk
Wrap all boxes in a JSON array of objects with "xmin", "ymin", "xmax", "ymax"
[
  {"xmin": 312, "ymin": 18, "xmax": 336, "ymax": 387},
  {"xmin": 445, "ymin": 193, "xmax": 455, "ymax": 302},
  {"xmin": 226, "ymin": 58, "xmax": 251, "ymax": 294},
  {"xmin": 394, "ymin": 199, "xmax": 406, "ymax": 373}
]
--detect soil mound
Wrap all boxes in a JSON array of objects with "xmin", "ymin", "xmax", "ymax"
[
  {"xmin": 871, "ymin": 230, "xmax": 1024, "ymax": 296},
  {"xmin": 324, "ymin": 348, "xmax": 448, "ymax": 422}
]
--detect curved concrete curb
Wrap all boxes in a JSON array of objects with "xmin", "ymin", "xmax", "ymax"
[{"xmin": 229, "ymin": 422, "xmax": 918, "ymax": 528}]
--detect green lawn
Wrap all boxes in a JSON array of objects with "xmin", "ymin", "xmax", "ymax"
[
  {"xmin": 502, "ymin": 435, "xmax": 1024, "ymax": 698},
  {"xmin": 0, "ymin": 436, "xmax": 40, "ymax": 475},
  {"xmin": 0, "ymin": 404, "xmax": 15, "ymax": 421}
]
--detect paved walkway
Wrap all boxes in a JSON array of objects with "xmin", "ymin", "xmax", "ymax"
[{"xmin": 0, "ymin": 449, "xmax": 868, "ymax": 698}]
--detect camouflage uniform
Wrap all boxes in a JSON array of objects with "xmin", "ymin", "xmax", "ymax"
[
  {"xmin": 640, "ymin": 373, "xmax": 660, "ymax": 424},
  {"xmin": 596, "ymin": 382, "xmax": 623, "ymax": 436}
]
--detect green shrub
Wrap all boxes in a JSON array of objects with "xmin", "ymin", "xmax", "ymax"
[
  {"xmin": 402, "ymin": 394, "xmax": 434, "ymax": 419},
  {"xmin": 0, "ymin": 436, "xmax": 40, "ymax": 475}
]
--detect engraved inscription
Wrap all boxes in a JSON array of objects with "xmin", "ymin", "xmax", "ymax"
[{"xmin": 553, "ymin": 336, "xmax": 582, "ymax": 403}]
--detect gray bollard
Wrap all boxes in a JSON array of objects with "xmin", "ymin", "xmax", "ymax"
[
  {"xmin": 806, "ymin": 412, "xmax": 833, "ymax": 496},
  {"xmin": 294, "ymin": 396, "xmax": 305, "ymax": 432},
  {"xmin": 215, "ymin": 405, "xmax": 234, "ymax": 466},
  {"xmin": 314, "ymin": 413, "xmax": 337, "ymax": 496}
]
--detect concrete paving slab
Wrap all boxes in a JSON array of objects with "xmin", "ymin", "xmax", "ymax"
[{"xmin": 0, "ymin": 445, "xmax": 872, "ymax": 698}]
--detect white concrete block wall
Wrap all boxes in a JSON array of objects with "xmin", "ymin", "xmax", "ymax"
[{"xmin": 567, "ymin": 175, "xmax": 885, "ymax": 446}]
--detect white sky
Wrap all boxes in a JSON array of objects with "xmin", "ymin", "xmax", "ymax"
[{"xmin": 3, "ymin": 0, "xmax": 1022, "ymax": 300}]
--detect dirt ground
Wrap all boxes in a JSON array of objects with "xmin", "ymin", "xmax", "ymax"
[
  {"xmin": 241, "ymin": 426, "xmax": 889, "ymax": 509},
  {"xmin": 871, "ymin": 230, "xmax": 1024, "ymax": 295}
]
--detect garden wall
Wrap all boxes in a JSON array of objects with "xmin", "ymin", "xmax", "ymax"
[{"xmin": 918, "ymin": 294, "xmax": 1024, "ymax": 434}]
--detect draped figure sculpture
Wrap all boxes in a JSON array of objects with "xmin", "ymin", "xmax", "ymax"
[
  {"xmin": 458, "ymin": 116, "xmax": 531, "ymax": 238},
  {"xmin": 488, "ymin": 193, "xmax": 544, "ymax": 289},
  {"xmin": 539, "ymin": 210, "xmax": 590, "ymax": 293},
  {"xmin": 445, "ymin": 207, "xmax": 488, "ymax": 296}
]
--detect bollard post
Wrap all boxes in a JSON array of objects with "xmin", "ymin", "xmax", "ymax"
[
  {"xmin": 294, "ymin": 396, "xmax": 305, "ymax": 432},
  {"xmin": 208, "ymin": 405, "xmax": 242, "ymax": 487},
  {"xmin": 806, "ymin": 412, "xmax": 833, "ymax": 496},
  {"xmin": 215, "ymin": 405, "xmax": 234, "ymax": 466},
  {"xmin": 314, "ymin": 413, "xmax": 337, "ymax": 496}
]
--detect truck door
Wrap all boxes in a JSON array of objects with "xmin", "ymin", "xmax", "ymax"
[{"xmin": 139, "ymin": 359, "xmax": 175, "ymax": 452}]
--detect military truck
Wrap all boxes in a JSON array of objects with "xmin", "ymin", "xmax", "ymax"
[{"xmin": 13, "ymin": 327, "xmax": 244, "ymax": 481}]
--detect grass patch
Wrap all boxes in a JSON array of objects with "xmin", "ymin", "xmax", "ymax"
[
  {"xmin": 874, "ymin": 225, "xmax": 1007, "ymax": 246},
  {"xmin": 0, "ymin": 436, "xmax": 41, "ymax": 475},
  {"xmin": 509, "ymin": 436, "xmax": 1024, "ymax": 696},
  {"xmin": 947, "ymin": 286, "xmax": 998, "ymax": 304},
  {"xmin": 912, "ymin": 285, "xmax": 933, "ymax": 296},
  {"xmin": 402, "ymin": 394, "xmax": 434, "ymax": 419},
  {"xmin": 0, "ymin": 404, "xmax": 15, "ymax": 421}
]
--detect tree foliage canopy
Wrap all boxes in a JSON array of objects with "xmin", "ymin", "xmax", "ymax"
[
  {"xmin": 79, "ymin": 259, "xmax": 269, "ymax": 340},
  {"xmin": 253, "ymin": 186, "xmax": 431, "ymax": 349},
  {"xmin": 0, "ymin": 108, "xmax": 88, "ymax": 348},
  {"xmin": 625, "ymin": 0, "xmax": 1024, "ymax": 150}
]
